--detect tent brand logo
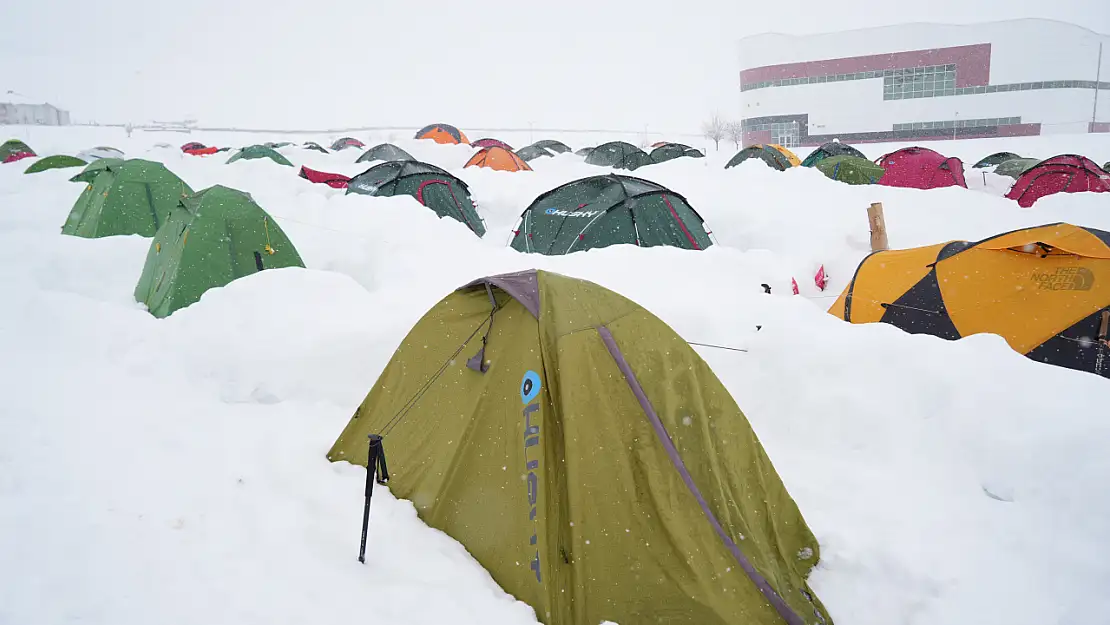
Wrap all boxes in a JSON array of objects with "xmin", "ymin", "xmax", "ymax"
[
  {"xmin": 1031, "ymin": 267, "xmax": 1095, "ymax": 291},
  {"xmin": 545, "ymin": 208, "xmax": 603, "ymax": 218},
  {"xmin": 520, "ymin": 370, "xmax": 543, "ymax": 583}
]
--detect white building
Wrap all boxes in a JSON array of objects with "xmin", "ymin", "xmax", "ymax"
[
  {"xmin": 737, "ymin": 19, "xmax": 1109, "ymax": 147},
  {"xmin": 1, "ymin": 91, "xmax": 70, "ymax": 126}
]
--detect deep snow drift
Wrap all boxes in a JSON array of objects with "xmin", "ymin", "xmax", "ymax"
[{"xmin": 1, "ymin": 126, "xmax": 1108, "ymax": 625}]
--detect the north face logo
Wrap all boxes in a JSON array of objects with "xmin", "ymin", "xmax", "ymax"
[{"xmin": 1031, "ymin": 267, "xmax": 1095, "ymax": 291}]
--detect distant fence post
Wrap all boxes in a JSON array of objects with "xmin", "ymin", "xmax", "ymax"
[{"xmin": 867, "ymin": 202, "xmax": 888, "ymax": 252}]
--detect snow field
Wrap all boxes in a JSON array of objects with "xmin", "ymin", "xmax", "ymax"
[{"xmin": 1, "ymin": 126, "xmax": 1108, "ymax": 625}]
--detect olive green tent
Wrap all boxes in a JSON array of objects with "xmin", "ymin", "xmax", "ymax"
[
  {"xmin": 1, "ymin": 139, "xmax": 35, "ymax": 161},
  {"xmin": 62, "ymin": 159, "xmax": 193, "ymax": 238},
  {"xmin": 649, "ymin": 143, "xmax": 705, "ymax": 164},
  {"xmin": 993, "ymin": 157, "xmax": 1040, "ymax": 180},
  {"xmin": 972, "ymin": 151, "xmax": 1022, "ymax": 169},
  {"xmin": 346, "ymin": 160, "xmax": 485, "ymax": 237},
  {"xmin": 510, "ymin": 174, "xmax": 712, "ymax": 254},
  {"xmin": 815, "ymin": 155, "xmax": 885, "ymax": 185},
  {"xmin": 226, "ymin": 145, "xmax": 293, "ymax": 166},
  {"xmin": 585, "ymin": 141, "xmax": 653, "ymax": 170},
  {"xmin": 356, "ymin": 143, "xmax": 413, "ymax": 164},
  {"xmin": 328, "ymin": 269, "xmax": 830, "ymax": 625},
  {"xmin": 134, "ymin": 185, "xmax": 304, "ymax": 318},
  {"xmin": 24, "ymin": 155, "xmax": 87, "ymax": 174}
]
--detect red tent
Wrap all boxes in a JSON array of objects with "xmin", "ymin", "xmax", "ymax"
[
  {"xmin": 298, "ymin": 165, "xmax": 350, "ymax": 189},
  {"xmin": 184, "ymin": 146, "xmax": 219, "ymax": 156},
  {"xmin": 876, "ymin": 147, "xmax": 967, "ymax": 190},
  {"xmin": 181, "ymin": 142, "xmax": 206, "ymax": 151},
  {"xmin": 1005, "ymin": 155, "xmax": 1110, "ymax": 208},
  {"xmin": 471, "ymin": 138, "xmax": 514, "ymax": 150}
]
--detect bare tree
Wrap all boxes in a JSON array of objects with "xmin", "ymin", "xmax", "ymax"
[
  {"xmin": 702, "ymin": 113, "xmax": 727, "ymax": 151},
  {"xmin": 725, "ymin": 121, "xmax": 744, "ymax": 149}
]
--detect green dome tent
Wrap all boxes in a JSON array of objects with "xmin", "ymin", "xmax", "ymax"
[
  {"xmin": 24, "ymin": 155, "xmax": 87, "ymax": 174},
  {"xmin": 509, "ymin": 174, "xmax": 712, "ymax": 255},
  {"xmin": 264, "ymin": 141, "xmax": 293, "ymax": 149},
  {"xmin": 327, "ymin": 269, "xmax": 830, "ymax": 625},
  {"xmin": 574, "ymin": 146, "xmax": 595, "ymax": 157},
  {"xmin": 355, "ymin": 143, "xmax": 414, "ymax": 164},
  {"xmin": 531, "ymin": 139, "xmax": 572, "ymax": 154},
  {"xmin": 226, "ymin": 145, "xmax": 293, "ymax": 166},
  {"xmin": 1, "ymin": 139, "xmax": 35, "ymax": 161},
  {"xmin": 726, "ymin": 145, "xmax": 794, "ymax": 171},
  {"xmin": 800, "ymin": 142, "xmax": 866, "ymax": 167},
  {"xmin": 649, "ymin": 143, "xmax": 705, "ymax": 164},
  {"xmin": 994, "ymin": 157, "xmax": 1040, "ymax": 180},
  {"xmin": 816, "ymin": 155, "xmax": 885, "ymax": 185},
  {"xmin": 62, "ymin": 159, "xmax": 193, "ymax": 238},
  {"xmin": 516, "ymin": 144, "xmax": 556, "ymax": 162},
  {"xmin": 134, "ymin": 185, "xmax": 304, "ymax": 318},
  {"xmin": 973, "ymin": 151, "xmax": 1022, "ymax": 169},
  {"xmin": 346, "ymin": 160, "xmax": 485, "ymax": 237},
  {"xmin": 303, "ymin": 142, "xmax": 329, "ymax": 153},
  {"xmin": 585, "ymin": 141, "xmax": 653, "ymax": 170}
]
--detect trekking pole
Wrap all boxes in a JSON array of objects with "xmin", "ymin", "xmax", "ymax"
[{"xmin": 358, "ymin": 434, "xmax": 389, "ymax": 564}]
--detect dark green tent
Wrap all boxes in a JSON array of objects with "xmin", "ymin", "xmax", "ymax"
[
  {"xmin": 62, "ymin": 159, "xmax": 194, "ymax": 238},
  {"xmin": 725, "ymin": 145, "xmax": 793, "ymax": 171},
  {"xmin": 801, "ymin": 142, "xmax": 866, "ymax": 167},
  {"xmin": 264, "ymin": 141, "xmax": 293, "ymax": 149},
  {"xmin": 575, "ymin": 146, "xmax": 595, "ymax": 157},
  {"xmin": 24, "ymin": 155, "xmax": 87, "ymax": 174},
  {"xmin": 973, "ymin": 152, "xmax": 1022, "ymax": 169},
  {"xmin": 134, "ymin": 185, "xmax": 304, "ymax": 318},
  {"xmin": 816, "ymin": 155, "xmax": 885, "ymax": 185},
  {"xmin": 346, "ymin": 160, "xmax": 485, "ymax": 237},
  {"xmin": 328, "ymin": 269, "xmax": 830, "ymax": 625},
  {"xmin": 516, "ymin": 145, "xmax": 555, "ymax": 162},
  {"xmin": 1104, "ymin": 161, "xmax": 1110, "ymax": 173},
  {"xmin": 586, "ymin": 141, "xmax": 653, "ymax": 171},
  {"xmin": 531, "ymin": 139, "xmax": 572, "ymax": 154},
  {"xmin": 994, "ymin": 157, "xmax": 1040, "ymax": 180},
  {"xmin": 1, "ymin": 139, "xmax": 35, "ymax": 162},
  {"xmin": 650, "ymin": 143, "xmax": 706, "ymax": 164},
  {"xmin": 226, "ymin": 145, "xmax": 293, "ymax": 166},
  {"xmin": 510, "ymin": 174, "xmax": 712, "ymax": 255},
  {"xmin": 303, "ymin": 142, "xmax": 329, "ymax": 153},
  {"xmin": 356, "ymin": 143, "xmax": 414, "ymax": 164}
]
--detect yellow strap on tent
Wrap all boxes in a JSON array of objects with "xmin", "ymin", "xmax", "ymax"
[{"xmin": 263, "ymin": 217, "xmax": 275, "ymax": 254}]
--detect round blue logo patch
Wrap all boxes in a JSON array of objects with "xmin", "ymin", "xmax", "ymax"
[{"xmin": 520, "ymin": 370, "xmax": 542, "ymax": 404}]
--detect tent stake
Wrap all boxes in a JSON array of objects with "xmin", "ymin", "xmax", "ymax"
[{"xmin": 358, "ymin": 434, "xmax": 388, "ymax": 564}]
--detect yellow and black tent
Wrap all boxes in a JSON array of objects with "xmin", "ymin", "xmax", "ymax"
[{"xmin": 830, "ymin": 223, "xmax": 1110, "ymax": 377}]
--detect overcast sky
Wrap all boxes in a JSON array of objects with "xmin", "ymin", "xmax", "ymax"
[{"xmin": 3, "ymin": 1, "xmax": 1108, "ymax": 131}]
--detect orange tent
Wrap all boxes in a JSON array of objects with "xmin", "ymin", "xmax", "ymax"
[
  {"xmin": 415, "ymin": 123, "xmax": 470, "ymax": 145},
  {"xmin": 464, "ymin": 146, "xmax": 532, "ymax": 172}
]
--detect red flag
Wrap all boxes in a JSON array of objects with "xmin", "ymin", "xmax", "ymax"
[
  {"xmin": 791, "ymin": 278, "xmax": 800, "ymax": 295},
  {"xmin": 814, "ymin": 265, "xmax": 828, "ymax": 291}
]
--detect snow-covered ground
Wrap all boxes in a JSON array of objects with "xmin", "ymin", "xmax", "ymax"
[{"xmin": 1, "ymin": 126, "xmax": 1108, "ymax": 625}]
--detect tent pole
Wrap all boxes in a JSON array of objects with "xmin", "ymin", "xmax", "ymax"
[{"xmin": 358, "ymin": 434, "xmax": 387, "ymax": 563}]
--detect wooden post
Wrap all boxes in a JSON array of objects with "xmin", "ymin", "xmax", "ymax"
[{"xmin": 867, "ymin": 202, "xmax": 889, "ymax": 252}]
